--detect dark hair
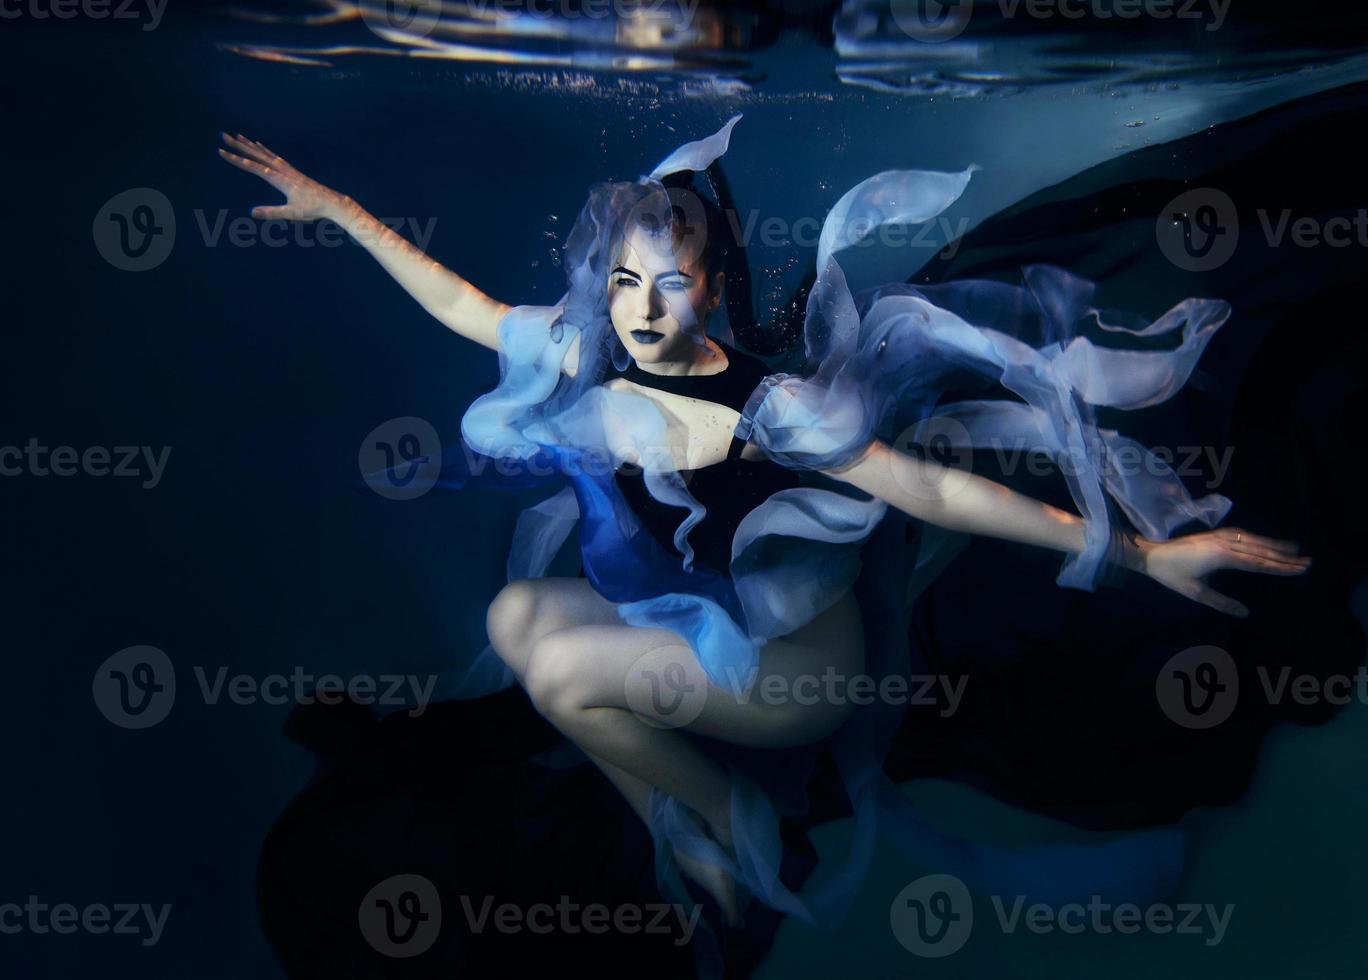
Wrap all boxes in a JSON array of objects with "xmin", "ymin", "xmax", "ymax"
[
  {"xmin": 677, "ymin": 192, "xmax": 733, "ymax": 285},
  {"xmin": 621, "ymin": 174, "xmax": 733, "ymax": 292},
  {"xmin": 555, "ymin": 177, "xmax": 755, "ymax": 391}
]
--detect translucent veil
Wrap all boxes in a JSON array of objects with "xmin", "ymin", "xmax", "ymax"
[{"xmin": 448, "ymin": 116, "xmax": 1234, "ymax": 973}]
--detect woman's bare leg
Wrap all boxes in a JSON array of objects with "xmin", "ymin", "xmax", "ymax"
[
  {"xmin": 486, "ymin": 579, "xmax": 686, "ymax": 822},
  {"xmin": 485, "ymin": 577, "xmax": 865, "ymax": 920},
  {"xmin": 487, "ymin": 579, "xmax": 740, "ymax": 911},
  {"xmin": 487, "ymin": 579, "xmax": 725, "ymax": 825}
]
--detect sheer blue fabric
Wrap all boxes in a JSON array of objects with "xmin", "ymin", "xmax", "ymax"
[{"xmin": 447, "ymin": 116, "xmax": 1232, "ymax": 973}]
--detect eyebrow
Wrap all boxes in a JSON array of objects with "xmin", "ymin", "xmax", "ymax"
[{"xmin": 611, "ymin": 266, "xmax": 693, "ymax": 280}]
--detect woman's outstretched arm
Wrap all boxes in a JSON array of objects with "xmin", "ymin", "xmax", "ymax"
[
  {"xmin": 600, "ymin": 379, "xmax": 1312, "ymax": 617},
  {"xmin": 217, "ymin": 133, "xmax": 512, "ymax": 351},
  {"xmin": 828, "ymin": 438, "xmax": 1310, "ymax": 616}
]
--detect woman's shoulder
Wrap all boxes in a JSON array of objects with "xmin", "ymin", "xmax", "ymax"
[
  {"xmin": 715, "ymin": 339, "xmax": 771, "ymax": 380},
  {"xmin": 710, "ymin": 340, "xmax": 775, "ymax": 408}
]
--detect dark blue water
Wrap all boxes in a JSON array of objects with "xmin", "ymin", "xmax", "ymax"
[{"xmin": 3, "ymin": 2, "xmax": 1367, "ymax": 977}]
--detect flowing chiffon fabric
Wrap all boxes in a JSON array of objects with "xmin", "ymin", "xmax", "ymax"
[{"xmin": 445, "ymin": 116, "xmax": 1233, "ymax": 970}]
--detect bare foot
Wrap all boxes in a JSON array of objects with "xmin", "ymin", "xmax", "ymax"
[{"xmin": 674, "ymin": 846, "xmax": 743, "ymax": 927}]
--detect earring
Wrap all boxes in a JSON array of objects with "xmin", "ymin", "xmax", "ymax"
[{"xmin": 610, "ymin": 332, "xmax": 631, "ymax": 372}]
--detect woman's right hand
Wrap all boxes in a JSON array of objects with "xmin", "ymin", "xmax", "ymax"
[
  {"xmin": 1132, "ymin": 527, "xmax": 1311, "ymax": 617},
  {"xmin": 217, "ymin": 130, "xmax": 514, "ymax": 353},
  {"xmin": 217, "ymin": 132, "xmax": 348, "ymax": 222}
]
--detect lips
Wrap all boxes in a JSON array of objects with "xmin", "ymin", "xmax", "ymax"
[{"xmin": 630, "ymin": 329, "xmax": 664, "ymax": 345}]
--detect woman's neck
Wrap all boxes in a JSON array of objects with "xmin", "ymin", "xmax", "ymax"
[{"xmin": 632, "ymin": 336, "xmax": 729, "ymax": 378}]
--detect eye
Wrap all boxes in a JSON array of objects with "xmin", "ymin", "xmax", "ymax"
[
  {"xmin": 614, "ymin": 276, "xmax": 639, "ymax": 288},
  {"xmin": 657, "ymin": 279, "xmax": 688, "ymax": 292}
]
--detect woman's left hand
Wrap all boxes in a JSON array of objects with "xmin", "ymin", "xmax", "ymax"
[{"xmin": 1135, "ymin": 528, "xmax": 1311, "ymax": 617}]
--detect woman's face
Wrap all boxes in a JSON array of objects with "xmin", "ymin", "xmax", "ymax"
[{"xmin": 607, "ymin": 224, "xmax": 721, "ymax": 367}]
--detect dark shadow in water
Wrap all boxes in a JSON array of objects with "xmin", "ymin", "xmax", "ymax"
[{"xmin": 891, "ymin": 77, "xmax": 1368, "ymax": 828}]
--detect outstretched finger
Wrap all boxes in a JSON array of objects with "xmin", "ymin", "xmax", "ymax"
[
  {"xmin": 218, "ymin": 147, "xmax": 272, "ymax": 179},
  {"xmin": 218, "ymin": 147, "xmax": 291, "ymax": 198},
  {"xmin": 1228, "ymin": 540, "xmax": 1310, "ymax": 564},
  {"xmin": 1227, "ymin": 550, "xmax": 1311, "ymax": 575},
  {"xmin": 1191, "ymin": 584, "xmax": 1250, "ymax": 618},
  {"xmin": 236, "ymin": 133, "xmax": 289, "ymax": 170},
  {"xmin": 221, "ymin": 132, "xmax": 270, "ymax": 166},
  {"xmin": 251, "ymin": 205, "xmax": 298, "ymax": 221},
  {"xmin": 1218, "ymin": 528, "xmax": 1302, "ymax": 555},
  {"xmin": 1218, "ymin": 528, "xmax": 1299, "ymax": 561},
  {"xmin": 246, "ymin": 136, "xmax": 288, "ymax": 167}
]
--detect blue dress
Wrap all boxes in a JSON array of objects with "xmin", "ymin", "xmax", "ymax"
[{"xmin": 445, "ymin": 116, "xmax": 1232, "ymax": 974}]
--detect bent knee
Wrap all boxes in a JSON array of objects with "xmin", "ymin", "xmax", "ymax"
[
  {"xmin": 486, "ymin": 579, "xmax": 543, "ymax": 667},
  {"xmin": 523, "ymin": 632, "xmax": 594, "ymax": 722}
]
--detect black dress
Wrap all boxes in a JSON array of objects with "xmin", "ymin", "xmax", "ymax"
[{"xmin": 606, "ymin": 340, "xmax": 804, "ymax": 580}]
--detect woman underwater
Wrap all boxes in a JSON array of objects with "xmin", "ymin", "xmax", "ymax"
[{"xmin": 219, "ymin": 117, "xmax": 1310, "ymax": 957}]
